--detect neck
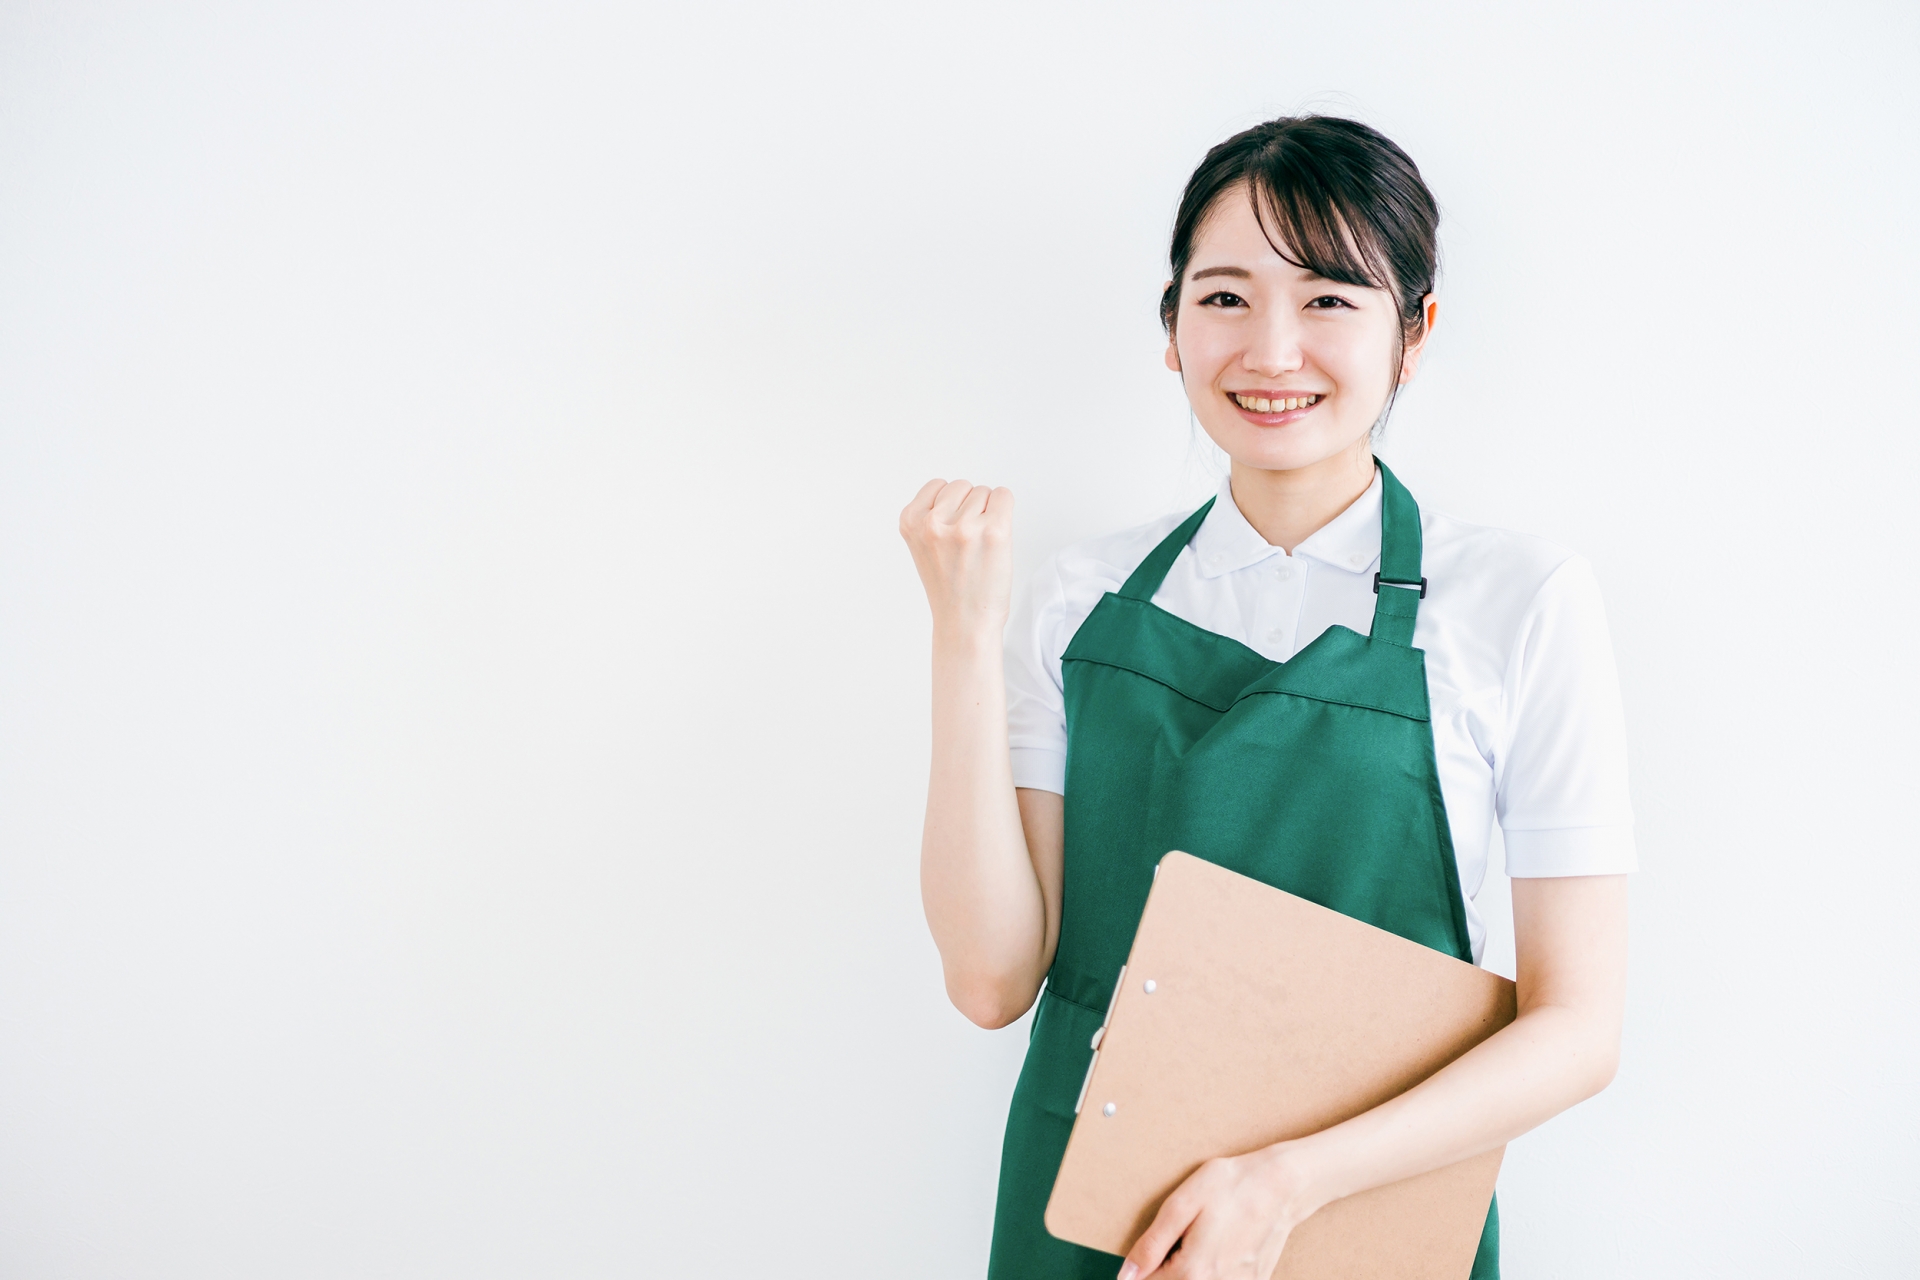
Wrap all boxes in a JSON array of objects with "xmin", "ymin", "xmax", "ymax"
[{"xmin": 1228, "ymin": 438, "xmax": 1376, "ymax": 553}]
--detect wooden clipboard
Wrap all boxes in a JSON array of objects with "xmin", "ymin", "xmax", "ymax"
[{"xmin": 1044, "ymin": 851, "xmax": 1517, "ymax": 1279}]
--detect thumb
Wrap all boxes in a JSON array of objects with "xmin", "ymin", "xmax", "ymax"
[{"xmin": 1119, "ymin": 1197, "xmax": 1196, "ymax": 1279}]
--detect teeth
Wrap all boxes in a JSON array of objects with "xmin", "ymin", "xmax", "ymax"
[{"xmin": 1235, "ymin": 393, "xmax": 1319, "ymax": 412}]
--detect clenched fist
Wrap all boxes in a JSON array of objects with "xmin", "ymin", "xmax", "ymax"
[{"xmin": 899, "ymin": 479, "xmax": 1015, "ymax": 637}]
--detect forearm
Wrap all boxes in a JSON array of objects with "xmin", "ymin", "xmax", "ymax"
[
  {"xmin": 920, "ymin": 626, "xmax": 1049, "ymax": 1026},
  {"xmin": 1117, "ymin": 971, "xmax": 1625, "ymax": 1280},
  {"xmin": 1272, "ymin": 874, "xmax": 1628, "ymax": 1220},
  {"xmin": 1278, "ymin": 998, "xmax": 1620, "ymax": 1211}
]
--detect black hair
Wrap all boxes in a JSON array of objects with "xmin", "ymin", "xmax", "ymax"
[{"xmin": 1159, "ymin": 115, "xmax": 1439, "ymax": 351}]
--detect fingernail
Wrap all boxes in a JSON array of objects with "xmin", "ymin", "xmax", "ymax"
[{"xmin": 1117, "ymin": 1266, "xmax": 1138, "ymax": 1280}]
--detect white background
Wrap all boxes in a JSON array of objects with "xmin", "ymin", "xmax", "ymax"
[{"xmin": 2, "ymin": 2, "xmax": 1916, "ymax": 1276}]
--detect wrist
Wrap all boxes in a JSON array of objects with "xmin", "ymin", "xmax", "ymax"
[
  {"xmin": 1251, "ymin": 1140, "xmax": 1332, "ymax": 1230},
  {"xmin": 930, "ymin": 615, "xmax": 1006, "ymax": 654}
]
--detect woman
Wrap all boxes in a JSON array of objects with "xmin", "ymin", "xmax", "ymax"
[{"xmin": 899, "ymin": 116, "xmax": 1632, "ymax": 1280}]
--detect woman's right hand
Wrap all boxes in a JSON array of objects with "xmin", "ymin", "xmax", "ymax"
[{"xmin": 899, "ymin": 479, "xmax": 1015, "ymax": 637}]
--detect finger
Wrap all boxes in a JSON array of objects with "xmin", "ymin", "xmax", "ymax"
[
  {"xmin": 905, "ymin": 478, "xmax": 946, "ymax": 514},
  {"xmin": 982, "ymin": 486, "xmax": 1015, "ymax": 531},
  {"xmin": 1122, "ymin": 1196, "xmax": 1199, "ymax": 1279},
  {"xmin": 930, "ymin": 479, "xmax": 976, "ymax": 519},
  {"xmin": 958, "ymin": 483, "xmax": 992, "ymax": 520},
  {"xmin": 900, "ymin": 479, "xmax": 948, "ymax": 535}
]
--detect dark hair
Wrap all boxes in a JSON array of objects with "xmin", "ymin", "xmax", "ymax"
[{"xmin": 1159, "ymin": 116, "xmax": 1439, "ymax": 351}]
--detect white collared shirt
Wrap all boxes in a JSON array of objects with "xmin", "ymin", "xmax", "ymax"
[{"xmin": 1005, "ymin": 473, "xmax": 1637, "ymax": 963}]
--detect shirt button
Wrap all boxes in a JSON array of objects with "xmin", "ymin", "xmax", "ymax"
[
  {"xmin": 1348, "ymin": 553, "xmax": 1366, "ymax": 568},
  {"xmin": 1268, "ymin": 629, "xmax": 1286, "ymax": 643},
  {"xmin": 1274, "ymin": 563, "xmax": 1296, "ymax": 581}
]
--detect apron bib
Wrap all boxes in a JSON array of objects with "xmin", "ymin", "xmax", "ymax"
[{"xmin": 987, "ymin": 462, "xmax": 1498, "ymax": 1279}]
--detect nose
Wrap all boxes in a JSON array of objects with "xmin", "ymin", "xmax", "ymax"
[{"xmin": 1243, "ymin": 306, "xmax": 1305, "ymax": 377}]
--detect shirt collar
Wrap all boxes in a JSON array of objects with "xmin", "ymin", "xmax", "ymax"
[{"xmin": 1187, "ymin": 471, "xmax": 1384, "ymax": 578}]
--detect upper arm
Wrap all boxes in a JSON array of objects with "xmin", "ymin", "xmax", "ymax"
[
  {"xmin": 1007, "ymin": 558, "xmax": 1072, "ymax": 793},
  {"xmin": 1016, "ymin": 788, "xmax": 1065, "ymax": 978},
  {"xmin": 1511, "ymin": 874, "xmax": 1629, "ymax": 1082},
  {"xmin": 1006, "ymin": 555, "xmax": 1068, "ymax": 982},
  {"xmin": 1497, "ymin": 557, "xmax": 1637, "ymax": 877}
]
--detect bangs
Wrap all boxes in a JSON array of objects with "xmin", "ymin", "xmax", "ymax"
[
  {"xmin": 1161, "ymin": 115, "xmax": 1438, "ymax": 337},
  {"xmin": 1244, "ymin": 159, "xmax": 1396, "ymax": 296}
]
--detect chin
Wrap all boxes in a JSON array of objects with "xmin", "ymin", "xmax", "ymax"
[{"xmin": 1211, "ymin": 426, "xmax": 1364, "ymax": 475}]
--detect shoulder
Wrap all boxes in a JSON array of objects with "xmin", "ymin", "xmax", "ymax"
[
  {"xmin": 1014, "ymin": 505, "xmax": 1195, "ymax": 648},
  {"xmin": 1421, "ymin": 507, "xmax": 1602, "ymax": 616},
  {"xmin": 1415, "ymin": 505, "xmax": 1613, "ymax": 681},
  {"xmin": 1421, "ymin": 508, "xmax": 1580, "ymax": 595},
  {"xmin": 1043, "ymin": 507, "xmax": 1193, "ymax": 595}
]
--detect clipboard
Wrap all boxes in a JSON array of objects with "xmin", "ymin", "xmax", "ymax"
[{"xmin": 1044, "ymin": 851, "xmax": 1517, "ymax": 1279}]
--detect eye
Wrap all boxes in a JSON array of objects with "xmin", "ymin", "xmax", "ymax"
[
  {"xmin": 1306, "ymin": 295, "xmax": 1357, "ymax": 310},
  {"xmin": 1197, "ymin": 290, "xmax": 1249, "ymax": 309}
]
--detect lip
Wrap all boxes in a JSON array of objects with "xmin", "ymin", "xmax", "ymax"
[{"xmin": 1227, "ymin": 389, "xmax": 1327, "ymax": 425}]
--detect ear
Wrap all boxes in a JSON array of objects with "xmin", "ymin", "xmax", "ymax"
[
  {"xmin": 1161, "ymin": 280, "xmax": 1182, "ymax": 372},
  {"xmin": 1397, "ymin": 294, "xmax": 1439, "ymax": 384}
]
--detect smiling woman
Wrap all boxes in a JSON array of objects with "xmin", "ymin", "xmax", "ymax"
[
  {"xmin": 899, "ymin": 116, "xmax": 1632, "ymax": 1280},
  {"xmin": 1163, "ymin": 118, "xmax": 1440, "ymax": 549}
]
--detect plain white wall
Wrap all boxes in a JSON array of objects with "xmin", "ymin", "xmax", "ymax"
[{"xmin": 2, "ymin": 2, "xmax": 1916, "ymax": 1275}]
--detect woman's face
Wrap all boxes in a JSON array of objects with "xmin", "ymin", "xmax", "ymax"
[{"xmin": 1166, "ymin": 186, "xmax": 1435, "ymax": 475}]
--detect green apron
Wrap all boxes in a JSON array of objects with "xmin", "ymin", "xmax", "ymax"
[{"xmin": 987, "ymin": 462, "xmax": 1499, "ymax": 1279}]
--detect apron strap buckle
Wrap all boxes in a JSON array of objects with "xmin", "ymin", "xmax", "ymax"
[{"xmin": 1374, "ymin": 572, "xmax": 1428, "ymax": 599}]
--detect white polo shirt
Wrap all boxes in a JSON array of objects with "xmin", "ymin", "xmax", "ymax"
[{"xmin": 1005, "ymin": 472, "xmax": 1637, "ymax": 963}]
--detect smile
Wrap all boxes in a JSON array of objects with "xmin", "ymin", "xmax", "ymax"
[{"xmin": 1231, "ymin": 392, "xmax": 1321, "ymax": 413}]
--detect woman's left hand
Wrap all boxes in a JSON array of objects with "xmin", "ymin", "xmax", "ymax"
[{"xmin": 1117, "ymin": 1146, "xmax": 1320, "ymax": 1280}]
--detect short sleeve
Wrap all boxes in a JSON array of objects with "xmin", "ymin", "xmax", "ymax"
[
  {"xmin": 1005, "ymin": 557, "xmax": 1071, "ymax": 794},
  {"xmin": 1495, "ymin": 557, "xmax": 1638, "ymax": 876}
]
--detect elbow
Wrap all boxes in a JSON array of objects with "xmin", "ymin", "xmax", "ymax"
[
  {"xmin": 1520, "ymin": 995, "xmax": 1624, "ymax": 1102},
  {"xmin": 959, "ymin": 1002, "xmax": 1026, "ymax": 1031},
  {"xmin": 1573, "ymin": 1034, "xmax": 1622, "ymax": 1100},
  {"xmin": 1587, "ymin": 1043, "xmax": 1621, "ymax": 1096},
  {"xmin": 945, "ymin": 973, "xmax": 1038, "ymax": 1030}
]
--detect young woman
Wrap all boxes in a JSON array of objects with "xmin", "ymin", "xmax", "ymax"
[{"xmin": 899, "ymin": 116, "xmax": 1633, "ymax": 1280}]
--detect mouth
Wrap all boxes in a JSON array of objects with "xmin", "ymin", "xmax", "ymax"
[{"xmin": 1229, "ymin": 391, "xmax": 1324, "ymax": 421}]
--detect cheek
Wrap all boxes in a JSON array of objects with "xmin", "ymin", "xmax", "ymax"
[
  {"xmin": 1315, "ymin": 331, "xmax": 1398, "ymax": 397},
  {"xmin": 1176, "ymin": 325, "xmax": 1237, "ymax": 383}
]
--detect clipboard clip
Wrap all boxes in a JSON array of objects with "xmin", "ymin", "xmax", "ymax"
[{"xmin": 1074, "ymin": 964, "xmax": 1128, "ymax": 1115}]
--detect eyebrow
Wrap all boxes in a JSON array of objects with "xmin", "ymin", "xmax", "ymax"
[{"xmin": 1189, "ymin": 264, "xmax": 1341, "ymax": 286}]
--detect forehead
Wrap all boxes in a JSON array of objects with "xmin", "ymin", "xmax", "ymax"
[
  {"xmin": 1187, "ymin": 183, "xmax": 1383, "ymax": 289},
  {"xmin": 1187, "ymin": 187, "xmax": 1308, "ymax": 276}
]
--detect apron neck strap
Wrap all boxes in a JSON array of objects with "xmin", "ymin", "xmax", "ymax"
[
  {"xmin": 1369, "ymin": 460, "xmax": 1426, "ymax": 648},
  {"xmin": 1118, "ymin": 497, "xmax": 1216, "ymax": 601},
  {"xmin": 1115, "ymin": 464, "xmax": 1425, "ymax": 646}
]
